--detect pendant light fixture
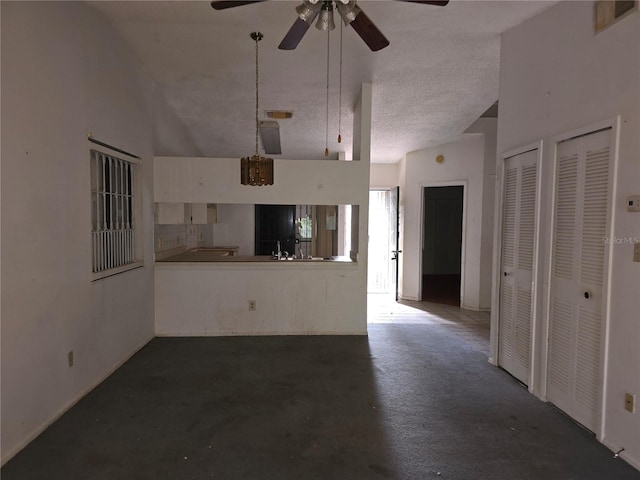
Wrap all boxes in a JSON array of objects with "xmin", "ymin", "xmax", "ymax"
[{"xmin": 241, "ymin": 32, "xmax": 274, "ymax": 186}]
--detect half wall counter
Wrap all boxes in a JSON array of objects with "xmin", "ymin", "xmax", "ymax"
[{"xmin": 155, "ymin": 250, "xmax": 363, "ymax": 337}]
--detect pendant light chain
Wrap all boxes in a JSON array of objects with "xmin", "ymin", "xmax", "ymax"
[
  {"xmin": 254, "ymin": 32, "xmax": 260, "ymax": 156},
  {"xmin": 325, "ymin": 27, "xmax": 330, "ymax": 157},
  {"xmin": 338, "ymin": 20, "xmax": 343, "ymax": 144}
]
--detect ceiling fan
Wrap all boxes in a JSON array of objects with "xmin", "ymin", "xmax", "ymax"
[{"xmin": 211, "ymin": 0, "xmax": 449, "ymax": 52}]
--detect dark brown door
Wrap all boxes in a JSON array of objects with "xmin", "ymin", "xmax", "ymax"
[{"xmin": 255, "ymin": 205, "xmax": 296, "ymax": 256}]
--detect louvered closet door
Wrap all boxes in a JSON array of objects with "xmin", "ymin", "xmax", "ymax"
[
  {"xmin": 498, "ymin": 150, "xmax": 538, "ymax": 385},
  {"xmin": 547, "ymin": 128, "xmax": 612, "ymax": 432}
]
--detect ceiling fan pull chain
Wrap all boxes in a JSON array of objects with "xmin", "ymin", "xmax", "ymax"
[
  {"xmin": 338, "ymin": 19, "xmax": 342, "ymax": 144},
  {"xmin": 324, "ymin": 26, "xmax": 330, "ymax": 157}
]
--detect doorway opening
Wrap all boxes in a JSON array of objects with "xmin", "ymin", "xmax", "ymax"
[
  {"xmin": 422, "ymin": 185, "xmax": 464, "ymax": 306},
  {"xmin": 367, "ymin": 188, "xmax": 399, "ymax": 299}
]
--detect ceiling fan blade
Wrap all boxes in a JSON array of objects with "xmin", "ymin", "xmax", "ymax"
[
  {"xmin": 349, "ymin": 9, "xmax": 390, "ymax": 52},
  {"xmin": 210, "ymin": 1, "xmax": 268, "ymax": 10},
  {"xmin": 396, "ymin": 0, "xmax": 450, "ymax": 5},
  {"xmin": 278, "ymin": 17, "xmax": 313, "ymax": 50}
]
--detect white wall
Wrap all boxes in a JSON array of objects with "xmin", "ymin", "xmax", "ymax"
[
  {"xmin": 211, "ymin": 204, "xmax": 255, "ymax": 255},
  {"xmin": 0, "ymin": 2, "xmax": 200, "ymax": 464},
  {"xmin": 370, "ymin": 164, "xmax": 399, "ymax": 188},
  {"xmin": 495, "ymin": 2, "xmax": 639, "ymax": 469},
  {"xmin": 398, "ymin": 126, "xmax": 496, "ymax": 310},
  {"xmin": 156, "ymin": 263, "xmax": 364, "ymax": 335},
  {"xmin": 466, "ymin": 118, "xmax": 498, "ymax": 310},
  {"xmin": 155, "ymin": 157, "xmax": 369, "ymax": 206},
  {"xmin": 154, "ymin": 84, "xmax": 372, "ymax": 336}
]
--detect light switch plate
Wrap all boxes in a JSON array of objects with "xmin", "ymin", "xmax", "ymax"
[{"xmin": 627, "ymin": 195, "xmax": 640, "ymax": 212}]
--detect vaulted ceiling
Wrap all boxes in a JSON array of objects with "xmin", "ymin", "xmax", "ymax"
[{"xmin": 91, "ymin": 1, "xmax": 554, "ymax": 163}]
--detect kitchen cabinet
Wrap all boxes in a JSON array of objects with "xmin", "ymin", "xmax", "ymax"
[
  {"xmin": 189, "ymin": 203, "xmax": 205, "ymax": 224},
  {"xmin": 189, "ymin": 203, "xmax": 217, "ymax": 224},
  {"xmin": 156, "ymin": 202, "xmax": 217, "ymax": 225}
]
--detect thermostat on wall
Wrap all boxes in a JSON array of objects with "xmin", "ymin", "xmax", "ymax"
[{"xmin": 627, "ymin": 195, "xmax": 640, "ymax": 212}]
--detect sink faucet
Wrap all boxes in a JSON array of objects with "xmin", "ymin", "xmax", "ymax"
[{"xmin": 276, "ymin": 240, "xmax": 281, "ymax": 260}]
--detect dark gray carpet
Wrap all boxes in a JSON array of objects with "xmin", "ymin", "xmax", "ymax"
[{"xmin": 3, "ymin": 324, "xmax": 639, "ymax": 479}]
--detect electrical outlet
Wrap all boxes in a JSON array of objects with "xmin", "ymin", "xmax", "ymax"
[
  {"xmin": 248, "ymin": 300, "xmax": 256, "ymax": 311},
  {"xmin": 68, "ymin": 350, "xmax": 74, "ymax": 368},
  {"xmin": 625, "ymin": 393, "xmax": 635, "ymax": 413}
]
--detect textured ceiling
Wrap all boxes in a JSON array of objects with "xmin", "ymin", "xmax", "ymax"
[{"xmin": 91, "ymin": 0, "xmax": 554, "ymax": 163}]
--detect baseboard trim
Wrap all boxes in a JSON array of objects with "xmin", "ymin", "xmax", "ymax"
[
  {"xmin": 461, "ymin": 304, "xmax": 491, "ymax": 312},
  {"xmin": 398, "ymin": 295, "xmax": 420, "ymax": 301},
  {"xmin": 155, "ymin": 330, "xmax": 369, "ymax": 337},
  {"xmin": 1, "ymin": 335, "xmax": 153, "ymax": 467},
  {"xmin": 601, "ymin": 438, "xmax": 640, "ymax": 472}
]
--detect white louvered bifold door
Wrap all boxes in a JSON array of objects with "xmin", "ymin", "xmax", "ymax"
[
  {"xmin": 547, "ymin": 128, "xmax": 612, "ymax": 432},
  {"xmin": 498, "ymin": 149, "xmax": 538, "ymax": 385}
]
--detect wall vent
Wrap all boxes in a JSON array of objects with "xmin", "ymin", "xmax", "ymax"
[{"xmin": 594, "ymin": 0, "xmax": 637, "ymax": 33}]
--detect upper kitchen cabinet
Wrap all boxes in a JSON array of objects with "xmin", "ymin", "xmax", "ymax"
[
  {"xmin": 155, "ymin": 203, "xmax": 217, "ymax": 225},
  {"xmin": 190, "ymin": 203, "xmax": 217, "ymax": 224}
]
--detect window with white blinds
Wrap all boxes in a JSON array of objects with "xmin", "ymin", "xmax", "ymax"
[{"xmin": 90, "ymin": 148, "xmax": 140, "ymax": 277}]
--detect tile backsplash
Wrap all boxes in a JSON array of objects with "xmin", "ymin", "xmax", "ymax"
[{"xmin": 154, "ymin": 223, "xmax": 211, "ymax": 255}]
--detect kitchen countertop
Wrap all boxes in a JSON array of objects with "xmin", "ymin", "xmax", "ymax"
[
  {"xmin": 154, "ymin": 246, "xmax": 239, "ymax": 262},
  {"xmin": 156, "ymin": 251, "xmax": 354, "ymax": 263}
]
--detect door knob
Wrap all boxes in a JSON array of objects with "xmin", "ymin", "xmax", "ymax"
[{"xmin": 584, "ymin": 291, "xmax": 591, "ymax": 299}]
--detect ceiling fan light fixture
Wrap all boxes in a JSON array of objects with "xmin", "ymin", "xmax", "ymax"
[
  {"xmin": 315, "ymin": 4, "xmax": 335, "ymax": 31},
  {"xmin": 336, "ymin": 1, "xmax": 359, "ymax": 25},
  {"xmin": 296, "ymin": 0, "xmax": 322, "ymax": 24}
]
